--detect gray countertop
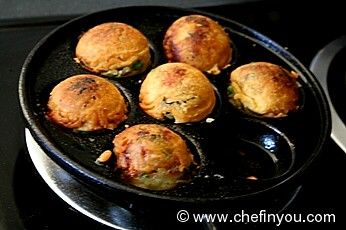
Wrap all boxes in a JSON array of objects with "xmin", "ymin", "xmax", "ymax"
[{"xmin": 0, "ymin": 0, "xmax": 260, "ymax": 21}]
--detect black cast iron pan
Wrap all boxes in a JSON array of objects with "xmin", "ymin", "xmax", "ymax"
[{"xmin": 19, "ymin": 6, "xmax": 331, "ymax": 204}]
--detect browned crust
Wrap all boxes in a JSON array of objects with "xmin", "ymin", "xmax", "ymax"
[
  {"xmin": 75, "ymin": 22, "xmax": 151, "ymax": 76},
  {"xmin": 113, "ymin": 124, "xmax": 194, "ymax": 190},
  {"xmin": 139, "ymin": 63, "xmax": 216, "ymax": 123},
  {"xmin": 47, "ymin": 74, "xmax": 127, "ymax": 131},
  {"xmin": 229, "ymin": 62, "xmax": 299, "ymax": 117},
  {"xmin": 163, "ymin": 15, "xmax": 232, "ymax": 75}
]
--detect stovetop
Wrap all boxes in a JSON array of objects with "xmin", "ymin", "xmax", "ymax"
[{"xmin": 1, "ymin": 1, "xmax": 346, "ymax": 229}]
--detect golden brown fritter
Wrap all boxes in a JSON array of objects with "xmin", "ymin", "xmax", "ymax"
[
  {"xmin": 75, "ymin": 22, "xmax": 151, "ymax": 77},
  {"xmin": 163, "ymin": 14, "xmax": 232, "ymax": 75},
  {"xmin": 47, "ymin": 74, "xmax": 127, "ymax": 131},
  {"xmin": 229, "ymin": 62, "xmax": 299, "ymax": 117},
  {"xmin": 113, "ymin": 124, "xmax": 195, "ymax": 190},
  {"xmin": 139, "ymin": 63, "xmax": 216, "ymax": 123}
]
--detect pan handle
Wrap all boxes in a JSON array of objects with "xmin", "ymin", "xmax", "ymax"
[{"xmin": 310, "ymin": 35, "xmax": 346, "ymax": 154}]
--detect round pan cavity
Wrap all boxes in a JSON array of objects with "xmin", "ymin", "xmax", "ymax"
[{"xmin": 19, "ymin": 6, "xmax": 330, "ymax": 203}]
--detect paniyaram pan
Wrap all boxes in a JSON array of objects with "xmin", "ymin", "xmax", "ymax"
[{"xmin": 19, "ymin": 6, "xmax": 330, "ymax": 203}]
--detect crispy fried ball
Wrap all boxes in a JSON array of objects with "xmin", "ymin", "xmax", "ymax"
[
  {"xmin": 163, "ymin": 14, "xmax": 232, "ymax": 75},
  {"xmin": 139, "ymin": 63, "xmax": 216, "ymax": 123},
  {"xmin": 75, "ymin": 22, "xmax": 151, "ymax": 77},
  {"xmin": 229, "ymin": 62, "xmax": 299, "ymax": 117},
  {"xmin": 47, "ymin": 74, "xmax": 127, "ymax": 131},
  {"xmin": 113, "ymin": 124, "xmax": 195, "ymax": 190}
]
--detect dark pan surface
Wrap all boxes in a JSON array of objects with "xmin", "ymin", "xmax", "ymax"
[{"xmin": 19, "ymin": 6, "xmax": 330, "ymax": 203}]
